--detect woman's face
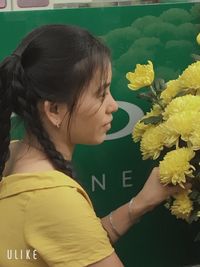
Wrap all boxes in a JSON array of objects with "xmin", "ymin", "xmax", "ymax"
[{"xmin": 68, "ymin": 63, "xmax": 118, "ymax": 145}]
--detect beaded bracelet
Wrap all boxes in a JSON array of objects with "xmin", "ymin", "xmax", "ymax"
[{"xmin": 109, "ymin": 211, "xmax": 121, "ymax": 238}]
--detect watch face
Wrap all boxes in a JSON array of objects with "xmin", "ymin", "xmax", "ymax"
[{"xmin": 17, "ymin": 0, "xmax": 49, "ymax": 8}]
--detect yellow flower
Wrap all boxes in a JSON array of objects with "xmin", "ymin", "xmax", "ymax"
[
  {"xmin": 133, "ymin": 121, "xmax": 152, "ymax": 142},
  {"xmin": 163, "ymin": 95, "xmax": 200, "ymax": 120},
  {"xmin": 189, "ymin": 124, "xmax": 200, "ymax": 150},
  {"xmin": 145, "ymin": 104, "xmax": 163, "ymax": 118},
  {"xmin": 196, "ymin": 33, "xmax": 200, "ymax": 45},
  {"xmin": 161, "ymin": 111, "xmax": 200, "ymax": 146},
  {"xmin": 160, "ymin": 79, "xmax": 181, "ymax": 104},
  {"xmin": 171, "ymin": 191, "xmax": 193, "ymax": 220},
  {"xmin": 140, "ymin": 126, "xmax": 165, "ymax": 160},
  {"xmin": 178, "ymin": 61, "xmax": 200, "ymax": 93},
  {"xmin": 132, "ymin": 104, "xmax": 162, "ymax": 142},
  {"xmin": 159, "ymin": 148, "xmax": 195, "ymax": 188},
  {"xmin": 126, "ymin": 60, "xmax": 154, "ymax": 90}
]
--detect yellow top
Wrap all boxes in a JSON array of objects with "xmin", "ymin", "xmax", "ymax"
[{"xmin": 0, "ymin": 170, "xmax": 114, "ymax": 267}]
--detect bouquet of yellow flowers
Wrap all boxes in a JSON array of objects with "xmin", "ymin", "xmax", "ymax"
[{"xmin": 126, "ymin": 34, "xmax": 200, "ymax": 238}]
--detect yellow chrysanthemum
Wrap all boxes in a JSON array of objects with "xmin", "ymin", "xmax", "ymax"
[
  {"xmin": 159, "ymin": 148, "xmax": 195, "ymax": 188},
  {"xmin": 132, "ymin": 104, "xmax": 162, "ymax": 142},
  {"xmin": 143, "ymin": 104, "xmax": 163, "ymax": 119},
  {"xmin": 196, "ymin": 33, "xmax": 200, "ymax": 45},
  {"xmin": 160, "ymin": 79, "xmax": 181, "ymax": 104},
  {"xmin": 140, "ymin": 126, "xmax": 165, "ymax": 160},
  {"xmin": 126, "ymin": 60, "xmax": 154, "ymax": 90},
  {"xmin": 178, "ymin": 61, "xmax": 200, "ymax": 92},
  {"xmin": 163, "ymin": 95, "xmax": 200, "ymax": 120},
  {"xmin": 171, "ymin": 191, "xmax": 193, "ymax": 220},
  {"xmin": 133, "ymin": 121, "xmax": 152, "ymax": 142},
  {"xmin": 148, "ymin": 104, "xmax": 162, "ymax": 116},
  {"xmin": 189, "ymin": 124, "xmax": 200, "ymax": 150},
  {"xmin": 160, "ymin": 111, "xmax": 200, "ymax": 147}
]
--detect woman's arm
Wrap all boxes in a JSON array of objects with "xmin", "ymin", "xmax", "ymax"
[
  {"xmin": 101, "ymin": 167, "xmax": 188, "ymax": 243},
  {"xmin": 101, "ymin": 195, "xmax": 150, "ymax": 244}
]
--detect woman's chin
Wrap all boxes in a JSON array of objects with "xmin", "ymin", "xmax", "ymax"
[{"xmin": 88, "ymin": 134, "xmax": 107, "ymax": 145}]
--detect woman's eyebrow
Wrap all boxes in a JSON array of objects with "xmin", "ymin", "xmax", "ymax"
[
  {"xmin": 96, "ymin": 82, "xmax": 111, "ymax": 94},
  {"xmin": 102, "ymin": 82, "xmax": 111, "ymax": 89}
]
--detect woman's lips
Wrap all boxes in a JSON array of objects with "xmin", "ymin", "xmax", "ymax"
[{"xmin": 103, "ymin": 122, "xmax": 111, "ymax": 131}]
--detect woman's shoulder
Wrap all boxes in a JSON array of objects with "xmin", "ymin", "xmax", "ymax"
[
  {"xmin": 36, "ymin": 170, "xmax": 93, "ymax": 207},
  {"xmin": 24, "ymin": 172, "xmax": 93, "ymax": 218},
  {"xmin": 3, "ymin": 169, "xmax": 90, "ymax": 200}
]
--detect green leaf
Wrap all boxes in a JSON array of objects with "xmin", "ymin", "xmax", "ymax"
[
  {"xmin": 191, "ymin": 53, "xmax": 200, "ymax": 62},
  {"xmin": 164, "ymin": 202, "xmax": 170, "ymax": 209},
  {"xmin": 153, "ymin": 78, "xmax": 166, "ymax": 93},
  {"xmin": 164, "ymin": 197, "xmax": 173, "ymax": 210},
  {"xmin": 196, "ymin": 172, "xmax": 200, "ymax": 179},
  {"xmin": 137, "ymin": 93, "xmax": 153, "ymax": 102},
  {"xmin": 187, "ymin": 211, "xmax": 199, "ymax": 224},
  {"xmin": 190, "ymin": 190, "xmax": 200, "ymax": 200},
  {"xmin": 195, "ymin": 231, "xmax": 200, "ymax": 242},
  {"xmin": 174, "ymin": 91, "xmax": 188, "ymax": 98},
  {"xmin": 141, "ymin": 115, "xmax": 163, "ymax": 125}
]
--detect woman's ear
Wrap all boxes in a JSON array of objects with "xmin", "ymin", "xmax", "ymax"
[{"xmin": 42, "ymin": 100, "xmax": 68, "ymax": 128}]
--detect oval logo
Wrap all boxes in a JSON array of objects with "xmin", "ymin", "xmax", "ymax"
[{"xmin": 106, "ymin": 101, "xmax": 144, "ymax": 140}]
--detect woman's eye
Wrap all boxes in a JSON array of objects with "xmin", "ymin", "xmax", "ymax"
[
  {"xmin": 100, "ymin": 88, "xmax": 109, "ymax": 98},
  {"xmin": 101, "ymin": 91, "xmax": 106, "ymax": 98}
]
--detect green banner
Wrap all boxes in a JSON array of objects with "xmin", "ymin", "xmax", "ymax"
[{"xmin": 2, "ymin": 2, "xmax": 200, "ymax": 266}]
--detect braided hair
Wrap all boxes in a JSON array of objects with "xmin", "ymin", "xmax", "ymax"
[{"xmin": 0, "ymin": 24, "xmax": 111, "ymax": 181}]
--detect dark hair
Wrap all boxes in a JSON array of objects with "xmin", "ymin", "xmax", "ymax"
[{"xmin": 0, "ymin": 24, "xmax": 111, "ymax": 180}]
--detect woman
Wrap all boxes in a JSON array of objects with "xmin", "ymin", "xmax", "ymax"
[{"xmin": 0, "ymin": 24, "xmax": 184, "ymax": 267}]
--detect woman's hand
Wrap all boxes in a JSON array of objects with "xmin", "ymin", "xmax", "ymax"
[
  {"xmin": 101, "ymin": 167, "xmax": 191, "ymax": 243},
  {"xmin": 133, "ymin": 167, "xmax": 191, "ymax": 215}
]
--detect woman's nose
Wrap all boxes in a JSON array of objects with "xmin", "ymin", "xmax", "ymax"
[{"xmin": 107, "ymin": 93, "xmax": 118, "ymax": 114}]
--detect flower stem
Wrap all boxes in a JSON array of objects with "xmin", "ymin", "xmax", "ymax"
[{"xmin": 150, "ymin": 85, "xmax": 165, "ymax": 110}]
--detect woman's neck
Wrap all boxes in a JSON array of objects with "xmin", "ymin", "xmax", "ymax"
[{"xmin": 22, "ymin": 133, "xmax": 73, "ymax": 161}]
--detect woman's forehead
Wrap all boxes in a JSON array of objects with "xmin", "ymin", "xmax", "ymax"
[
  {"xmin": 93, "ymin": 63, "xmax": 112, "ymax": 84},
  {"xmin": 90, "ymin": 67, "xmax": 112, "ymax": 93}
]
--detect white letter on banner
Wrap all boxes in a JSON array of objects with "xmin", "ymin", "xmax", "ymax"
[
  {"xmin": 92, "ymin": 174, "xmax": 106, "ymax": 192},
  {"xmin": 106, "ymin": 101, "xmax": 144, "ymax": 140},
  {"xmin": 33, "ymin": 250, "xmax": 38, "ymax": 260},
  {"xmin": 7, "ymin": 250, "xmax": 12, "ymax": 260},
  {"xmin": 122, "ymin": 170, "xmax": 133, "ymax": 188}
]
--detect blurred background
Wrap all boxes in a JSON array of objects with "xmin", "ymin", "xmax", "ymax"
[{"xmin": 1, "ymin": 0, "xmax": 200, "ymax": 12}]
